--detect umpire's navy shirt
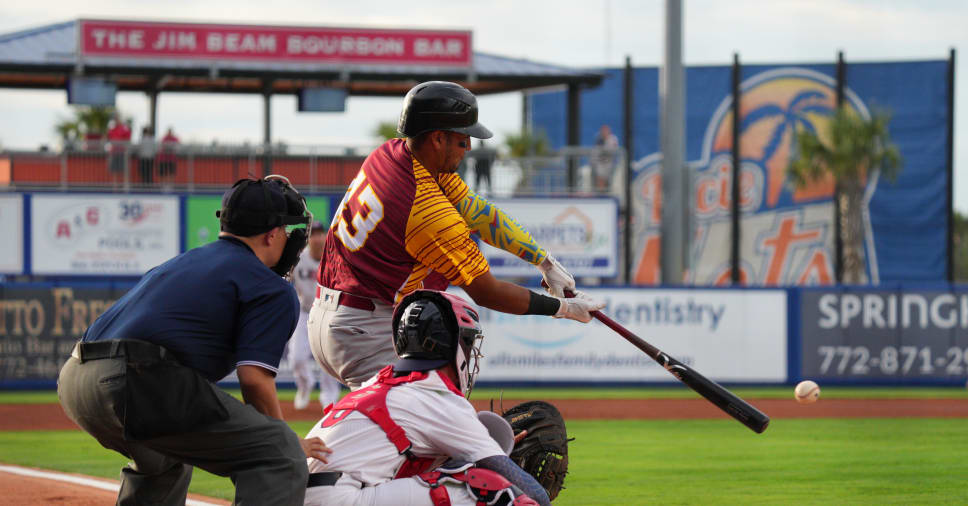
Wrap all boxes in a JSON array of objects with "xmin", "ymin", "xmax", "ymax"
[{"xmin": 83, "ymin": 236, "xmax": 299, "ymax": 382}]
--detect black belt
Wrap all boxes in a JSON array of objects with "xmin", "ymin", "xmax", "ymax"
[
  {"xmin": 316, "ymin": 286, "xmax": 377, "ymax": 311},
  {"xmin": 307, "ymin": 471, "xmax": 342, "ymax": 488},
  {"xmin": 73, "ymin": 340, "xmax": 172, "ymax": 363}
]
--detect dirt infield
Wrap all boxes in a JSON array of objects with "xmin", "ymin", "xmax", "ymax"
[
  {"xmin": 2, "ymin": 397, "xmax": 967, "ymax": 431},
  {"xmin": 0, "ymin": 470, "xmax": 118, "ymax": 506},
  {"xmin": 0, "ymin": 465, "xmax": 230, "ymax": 506}
]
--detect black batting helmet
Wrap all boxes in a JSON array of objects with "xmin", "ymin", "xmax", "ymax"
[{"xmin": 397, "ymin": 81, "xmax": 493, "ymax": 139}]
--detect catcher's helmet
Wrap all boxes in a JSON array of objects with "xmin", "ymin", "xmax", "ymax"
[
  {"xmin": 397, "ymin": 81, "xmax": 493, "ymax": 139},
  {"xmin": 392, "ymin": 290, "xmax": 484, "ymax": 395}
]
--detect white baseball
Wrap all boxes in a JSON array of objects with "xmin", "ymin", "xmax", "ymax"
[{"xmin": 794, "ymin": 380, "xmax": 820, "ymax": 404}]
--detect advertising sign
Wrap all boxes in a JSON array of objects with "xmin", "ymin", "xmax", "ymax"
[
  {"xmin": 0, "ymin": 194, "xmax": 23, "ymax": 273},
  {"xmin": 463, "ymin": 287, "xmax": 787, "ymax": 383},
  {"xmin": 532, "ymin": 60, "xmax": 950, "ymax": 284},
  {"xmin": 480, "ymin": 198, "xmax": 617, "ymax": 277},
  {"xmin": 801, "ymin": 289, "xmax": 968, "ymax": 384},
  {"xmin": 31, "ymin": 194, "xmax": 179, "ymax": 275},
  {"xmin": 185, "ymin": 195, "xmax": 331, "ymax": 250},
  {"xmin": 0, "ymin": 284, "xmax": 128, "ymax": 384},
  {"xmin": 80, "ymin": 19, "xmax": 472, "ymax": 67}
]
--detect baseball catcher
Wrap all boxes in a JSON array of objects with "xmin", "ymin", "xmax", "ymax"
[{"xmin": 303, "ymin": 290, "xmax": 548, "ymax": 506}]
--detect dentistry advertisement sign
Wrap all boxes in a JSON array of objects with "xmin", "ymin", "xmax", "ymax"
[{"xmin": 464, "ymin": 287, "xmax": 788, "ymax": 383}]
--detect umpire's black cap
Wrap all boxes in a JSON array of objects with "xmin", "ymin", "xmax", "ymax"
[
  {"xmin": 217, "ymin": 176, "xmax": 307, "ymax": 237},
  {"xmin": 397, "ymin": 81, "xmax": 493, "ymax": 139}
]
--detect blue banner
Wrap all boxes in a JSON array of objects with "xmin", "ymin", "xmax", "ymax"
[{"xmin": 530, "ymin": 60, "xmax": 950, "ymax": 285}]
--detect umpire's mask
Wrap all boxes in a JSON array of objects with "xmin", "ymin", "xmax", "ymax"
[{"xmin": 216, "ymin": 174, "xmax": 313, "ymax": 278}]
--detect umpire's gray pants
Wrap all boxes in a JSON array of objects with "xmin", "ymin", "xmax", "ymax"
[
  {"xmin": 57, "ymin": 347, "xmax": 307, "ymax": 506},
  {"xmin": 307, "ymin": 286, "xmax": 397, "ymax": 390}
]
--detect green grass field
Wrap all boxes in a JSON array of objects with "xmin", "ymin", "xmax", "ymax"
[
  {"xmin": 2, "ymin": 418, "xmax": 966, "ymax": 504},
  {"xmin": 2, "ymin": 388, "xmax": 967, "ymax": 504}
]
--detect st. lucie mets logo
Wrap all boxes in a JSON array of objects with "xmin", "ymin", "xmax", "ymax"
[{"xmin": 632, "ymin": 68, "xmax": 880, "ymax": 286}]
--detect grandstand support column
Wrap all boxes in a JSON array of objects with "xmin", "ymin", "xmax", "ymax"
[
  {"xmin": 147, "ymin": 89, "xmax": 158, "ymax": 134},
  {"xmin": 946, "ymin": 48, "xmax": 956, "ymax": 282},
  {"xmin": 521, "ymin": 92, "xmax": 531, "ymax": 135},
  {"xmin": 834, "ymin": 51, "xmax": 845, "ymax": 283},
  {"xmin": 567, "ymin": 83, "xmax": 581, "ymax": 189},
  {"xmin": 730, "ymin": 53, "xmax": 741, "ymax": 285},
  {"xmin": 660, "ymin": 0, "xmax": 688, "ymax": 284},
  {"xmin": 262, "ymin": 81, "xmax": 273, "ymax": 176},
  {"xmin": 623, "ymin": 55, "xmax": 634, "ymax": 284}
]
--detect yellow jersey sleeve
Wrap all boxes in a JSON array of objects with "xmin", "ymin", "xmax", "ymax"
[
  {"xmin": 445, "ymin": 182, "xmax": 548, "ymax": 266},
  {"xmin": 406, "ymin": 161, "xmax": 490, "ymax": 287},
  {"xmin": 439, "ymin": 172, "xmax": 470, "ymax": 204}
]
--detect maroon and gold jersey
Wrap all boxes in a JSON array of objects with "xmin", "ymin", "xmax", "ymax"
[{"xmin": 318, "ymin": 139, "xmax": 489, "ymax": 304}]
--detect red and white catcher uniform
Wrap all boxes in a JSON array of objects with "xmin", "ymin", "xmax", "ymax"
[{"xmin": 303, "ymin": 366, "xmax": 535, "ymax": 506}]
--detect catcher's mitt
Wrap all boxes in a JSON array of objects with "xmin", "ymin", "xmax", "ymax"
[{"xmin": 502, "ymin": 400, "xmax": 570, "ymax": 500}]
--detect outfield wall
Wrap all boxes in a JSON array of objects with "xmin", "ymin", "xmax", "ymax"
[
  {"xmin": 531, "ymin": 60, "xmax": 953, "ymax": 285},
  {"xmin": 4, "ymin": 283, "xmax": 967, "ymax": 388}
]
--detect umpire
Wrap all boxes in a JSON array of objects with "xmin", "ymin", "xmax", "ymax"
[{"xmin": 57, "ymin": 175, "xmax": 329, "ymax": 506}]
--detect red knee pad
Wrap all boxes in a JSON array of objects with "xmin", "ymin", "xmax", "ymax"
[{"xmin": 417, "ymin": 468, "xmax": 539, "ymax": 506}]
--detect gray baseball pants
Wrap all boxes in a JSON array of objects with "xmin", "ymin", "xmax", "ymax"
[
  {"xmin": 57, "ymin": 340, "xmax": 307, "ymax": 506},
  {"xmin": 307, "ymin": 286, "xmax": 397, "ymax": 390}
]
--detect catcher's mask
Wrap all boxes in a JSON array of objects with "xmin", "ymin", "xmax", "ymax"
[
  {"xmin": 397, "ymin": 81, "xmax": 493, "ymax": 140},
  {"xmin": 216, "ymin": 174, "xmax": 312, "ymax": 278},
  {"xmin": 391, "ymin": 290, "xmax": 484, "ymax": 397}
]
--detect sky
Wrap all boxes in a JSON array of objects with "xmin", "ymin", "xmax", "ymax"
[{"xmin": 1, "ymin": 0, "xmax": 966, "ymax": 208}]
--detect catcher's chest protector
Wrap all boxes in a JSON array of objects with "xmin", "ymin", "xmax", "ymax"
[{"xmin": 321, "ymin": 365, "xmax": 437, "ymax": 478}]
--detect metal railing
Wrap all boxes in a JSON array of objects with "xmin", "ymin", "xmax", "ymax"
[{"xmin": 0, "ymin": 142, "xmax": 626, "ymax": 198}]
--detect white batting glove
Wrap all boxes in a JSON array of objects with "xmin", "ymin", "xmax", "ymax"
[
  {"xmin": 538, "ymin": 255, "xmax": 575, "ymax": 297},
  {"xmin": 554, "ymin": 290, "xmax": 605, "ymax": 323}
]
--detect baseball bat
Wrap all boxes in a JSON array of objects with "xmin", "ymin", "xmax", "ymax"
[{"xmin": 558, "ymin": 287, "xmax": 770, "ymax": 433}]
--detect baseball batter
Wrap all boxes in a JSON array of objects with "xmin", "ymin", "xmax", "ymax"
[
  {"xmin": 288, "ymin": 221, "xmax": 343, "ymax": 409},
  {"xmin": 304, "ymin": 290, "xmax": 546, "ymax": 506},
  {"xmin": 310, "ymin": 80, "xmax": 603, "ymax": 389}
]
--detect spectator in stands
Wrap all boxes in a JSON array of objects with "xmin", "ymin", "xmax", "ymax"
[
  {"xmin": 593, "ymin": 124, "xmax": 620, "ymax": 193},
  {"xmin": 106, "ymin": 114, "xmax": 131, "ymax": 185},
  {"xmin": 470, "ymin": 140, "xmax": 497, "ymax": 194},
  {"xmin": 457, "ymin": 155, "xmax": 470, "ymax": 180},
  {"xmin": 159, "ymin": 127, "xmax": 180, "ymax": 189},
  {"xmin": 138, "ymin": 127, "xmax": 157, "ymax": 185}
]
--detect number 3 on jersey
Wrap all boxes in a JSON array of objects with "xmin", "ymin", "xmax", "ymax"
[{"xmin": 333, "ymin": 171, "xmax": 385, "ymax": 251}]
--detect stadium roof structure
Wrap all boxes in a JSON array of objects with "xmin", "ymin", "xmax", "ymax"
[{"xmin": 0, "ymin": 20, "xmax": 603, "ymax": 96}]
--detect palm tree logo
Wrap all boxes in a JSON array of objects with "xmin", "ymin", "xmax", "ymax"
[
  {"xmin": 741, "ymin": 88, "xmax": 835, "ymax": 208},
  {"xmin": 706, "ymin": 72, "xmax": 869, "ymax": 211}
]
